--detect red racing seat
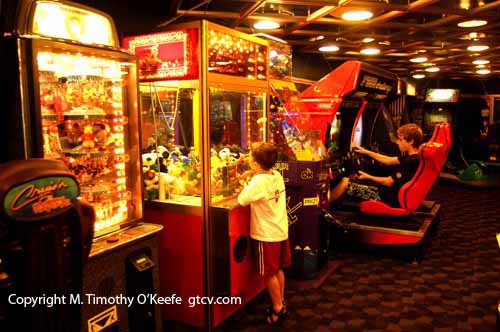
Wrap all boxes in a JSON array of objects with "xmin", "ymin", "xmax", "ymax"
[{"xmin": 359, "ymin": 123, "xmax": 452, "ymax": 216}]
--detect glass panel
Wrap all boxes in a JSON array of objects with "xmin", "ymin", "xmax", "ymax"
[
  {"xmin": 37, "ymin": 49, "xmax": 138, "ymax": 235},
  {"xmin": 209, "ymin": 87, "xmax": 266, "ymax": 203},
  {"xmin": 139, "ymin": 81, "xmax": 202, "ymax": 206},
  {"xmin": 207, "ymin": 29, "xmax": 267, "ymax": 80}
]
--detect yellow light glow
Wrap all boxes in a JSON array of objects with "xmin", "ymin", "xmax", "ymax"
[
  {"xmin": 253, "ymin": 20, "xmax": 280, "ymax": 30},
  {"xmin": 467, "ymin": 45, "xmax": 489, "ymax": 51},
  {"xmin": 476, "ymin": 69, "xmax": 491, "ymax": 74},
  {"xmin": 412, "ymin": 74, "xmax": 426, "ymax": 79},
  {"xmin": 342, "ymin": 10, "xmax": 373, "ymax": 21},
  {"xmin": 458, "ymin": 20, "xmax": 488, "ymax": 28},
  {"xmin": 319, "ymin": 45, "xmax": 340, "ymax": 52},
  {"xmin": 360, "ymin": 47, "xmax": 380, "ymax": 55},
  {"xmin": 425, "ymin": 67, "xmax": 440, "ymax": 72},
  {"xmin": 410, "ymin": 56, "xmax": 428, "ymax": 63},
  {"xmin": 32, "ymin": 1, "xmax": 115, "ymax": 46},
  {"xmin": 362, "ymin": 37, "xmax": 375, "ymax": 43},
  {"xmin": 473, "ymin": 59, "xmax": 489, "ymax": 65}
]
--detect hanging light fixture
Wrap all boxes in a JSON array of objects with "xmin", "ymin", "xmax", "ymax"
[
  {"xmin": 425, "ymin": 67, "xmax": 440, "ymax": 72},
  {"xmin": 341, "ymin": 10, "xmax": 373, "ymax": 21},
  {"xmin": 253, "ymin": 20, "xmax": 280, "ymax": 30},
  {"xmin": 473, "ymin": 59, "xmax": 489, "ymax": 65},
  {"xmin": 458, "ymin": 20, "xmax": 487, "ymax": 28},
  {"xmin": 467, "ymin": 44, "xmax": 489, "ymax": 51},
  {"xmin": 319, "ymin": 45, "xmax": 340, "ymax": 52},
  {"xmin": 360, "ymin": 47, "xmax": 380, "ymax": 55},
  {"xmin": 410, "ymin": 56, "xmax": 428, "ymax": 63},
  {"xmin": 476, "ymin": 69, "xmax": 491, "ymax": 74}
]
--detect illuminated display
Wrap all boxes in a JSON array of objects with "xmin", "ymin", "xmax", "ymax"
[
  {"xmin": 208, "ymin": 29, "xmax": 268, "ymax": 80},
  {"xmin": 32, "ymin": 1, "xmax": 115, "ymax": 47},
  {"xmin": 425, "ymin": 89, "xmax": 460, "ymax": 103},
  {"xmin": 37, "ymin": 50, "xmax": 137, "ymax": 235},
  {"xmin": 124, "ymin": 29, "xmax": 199, "ymax": 81}
]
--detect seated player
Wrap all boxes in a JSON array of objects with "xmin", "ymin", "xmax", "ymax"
[{"xmin": 329, "ymin": 123, "xmax": 423, "ymax": 207}]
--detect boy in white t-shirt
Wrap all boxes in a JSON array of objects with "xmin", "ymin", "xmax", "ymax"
[{"xmin": 237, "ymin": 142, "xmax": 290, "ymax": 325}]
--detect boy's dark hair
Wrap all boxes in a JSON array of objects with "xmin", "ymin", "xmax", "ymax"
[
  {"xmin": 251, "ymin": 142, "xmax": 278, "ymax": 170},
  {"xmin": 397, "ymin": 123, "xmax": 423, "ymax": 148}
]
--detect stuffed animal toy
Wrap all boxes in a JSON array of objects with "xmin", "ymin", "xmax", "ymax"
[
  {"xmin": 79, "ymin": 124, "xmax": 96, "ymax": 150},
  {"xmin": 142, "ymin": 152, "xmax": 157, "ymax": 173},
  {"xmin": 143, "ymin": 169, "xmax": 159, "ymax": 200}
]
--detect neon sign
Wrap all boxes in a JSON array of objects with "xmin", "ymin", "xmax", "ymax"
[{"xmin": 3, "ymin": 176, "xmax": 79, "ymax": 220}]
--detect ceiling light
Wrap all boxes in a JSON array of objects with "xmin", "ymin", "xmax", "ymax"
[
  {"xmin": 410, "ymin": 56, "xmax": 428, "ymax": 63},
  {"xmin": 460, "ymin": 0, "xmax": 471, "ymax": 10},
  {"xmin": 473, "ymin": 59, "xmax": 489, "ymax": 65},
  {"xmin": 309, "ymin": 35, "xmax": 325, "ymax": 42},
  {"xmin": 458, "ymin": 20, "xmax": 488, "ymax": 28},
  {"xmin": 412, "ymin": 74, "xmax": 426, "ymax": 79},
  {"xmin": 319, "ymin": 45, "xmax": 339, "ymax": 52},
  {"xmin": 341, "ymin": 10, "xmax": 373, "ymax": 21},
  {"xmin": 467, "ymin": 45, "xmax": 489, "ymax": 51},
  {"xmin": 476, "ymin": 64, "xmax": 486, "ymax": 68},
  {"xmin": 425, "ymin": 67, "xmax": 440, "ymax": 72},
  {"xmin": 476, "ymin": 69, "xmax": 491, "ymax": 74},
  {"xmin": 360, "ymin": 47, "xmax": 380, "ymax": 55},
  {"xmin": 362, "ymin": 37, "xmax": 374, "ymax": 43},
  {"xmin": 253, "ymin": 20, "xmax": 280, "ymax": 30}
]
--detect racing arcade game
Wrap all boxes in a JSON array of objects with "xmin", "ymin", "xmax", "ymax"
[
  {"xmin": 296, "ymin": 60, "xmax": 444, "ymax": 260},
  {"xmin": 0, "ymin": 160, "xmax": 94, "ymax": 332},
  {"xmin": 1, "ymin": 1, "xmax": 163, "ymax": 331}
]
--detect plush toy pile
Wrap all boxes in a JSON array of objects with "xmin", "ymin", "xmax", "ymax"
[{"xmin": 142, "ymin": 145, "xmax": 251, "ymax": 201}]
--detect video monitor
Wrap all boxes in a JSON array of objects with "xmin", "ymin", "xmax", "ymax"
[{"xmin": 425, "ymin": 89, "xmax": 459, "ymax": 103}]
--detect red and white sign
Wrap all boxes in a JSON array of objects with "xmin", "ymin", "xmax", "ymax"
[{"xmin": 124, "ymin": 29, "xmax": 199, "ymax": 81}]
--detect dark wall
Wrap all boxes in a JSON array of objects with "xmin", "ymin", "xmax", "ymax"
[
  {"xmin": 72, "ymin": 0, "xmax": 170, "ymax": 40},
  {"xmin": 291, "ymin": 51, "xmax": 336, "ymax": 81},
  {"xmin": 415, "ymin": 78, "xmax": 500, "ymax": 95}
]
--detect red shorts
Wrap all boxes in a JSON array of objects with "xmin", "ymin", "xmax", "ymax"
[{"xmin": 252, "ymin": 239, "xmax": 291, "ymax": 277}]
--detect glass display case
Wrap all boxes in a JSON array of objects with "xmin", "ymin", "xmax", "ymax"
[
  {"xmin": 37, "ymin": 48, "xmax": 140, "ymax": 236},
  {"xmin": 124, "ymin": 21, "xmax": 268, "ymax": 329},
  {"xmin": 7, "ymin": 1, "xmax": 143, "ymax": 237},
  {"xmin": 126, "ymin": 21, "xmax": 268, "ymax": 208}
]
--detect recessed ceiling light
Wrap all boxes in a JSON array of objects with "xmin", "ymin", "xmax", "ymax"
[
  {"xmin": 476, "ymin": 69, "xmax": 491, "ymax": 74},
  {"xmin": 458, "ymin": 20, "xmax": 488, "ymax": 28},
  {"xmin": 253, "ymin": 20, "xmax": 280, "ymax": 30},
  {"xmin": 412, "ymin": 74, "xmax": 426, "ymax": 79},
  {"xmin": 473, "ymin": 59, "xmax": 490, "ymax": 65},
  {"xmin": 467, "ymin": 45, "xmax": 489, "ymax": 51},
  {"xmin": 362, "ymin": 37, "xmax": 375, "ymax": 43},
  {"xmin": 360, "ymin": 47, "xmax": 380, "ymax": 55},
  {"xmin": 410, "ymin": 56, "xmax": 428, "ymax": 63},
  {"xmin": 425, "ymin": 67, "xmax": 440, "ymax": 72},
  {"xmin": 319, "ymin": 45, "xmax": 339, "ymax": 52},
  {"xmin": 341, "ymin": 10, "xmax": 373, "ymax": 21}
]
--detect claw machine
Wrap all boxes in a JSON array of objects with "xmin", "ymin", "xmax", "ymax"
[
  {"xmin": 124, "ymin": 20, "xmax": 268, "ymax": 329},
  {"xmin": 1, "ymin": 1, "xmax": 162, "ymax": 331},
  {"xmin": 263, "ymin": 37, "xmax": 330, "ymax": 279}
]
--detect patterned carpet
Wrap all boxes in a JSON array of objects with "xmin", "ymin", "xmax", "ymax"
[{"xmin": 168, "ymin": 182, "xmax": 500, "ymax": 332}]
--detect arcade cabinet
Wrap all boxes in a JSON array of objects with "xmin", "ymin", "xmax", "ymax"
[
  {"xmin": 265, "ymin": 37, "xmax": 330, "ymax": 279},
  {"xmin": 0, "ymin": 160, "xmax": 93, "ymax": 332},
  {"xmin": 292, "ymin": 60, "xmax": 446, "ymax": 260},
  {"xmin": 124, "ymin": 21, "xmax": 268, "ymax": 329},
  {"xmin": 1, "ymin": 1, "xmax": 163, "ymax": 331}
]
